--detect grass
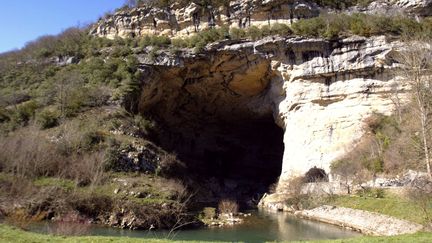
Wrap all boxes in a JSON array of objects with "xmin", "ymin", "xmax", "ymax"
[
  {"xmin": 289, "ymin": 232, "xmax": 432, "ymax": 242},
  {"xmin": 0, "ymin": 224, "xmax": 217, "ymax": 243},
  {"xmin": 33, "ymin": 177, "xmax": 76, "ymax": 191},
  {"xmin": 327, "ymin": 191, "xmax": 428, "ymax": 225},
  {"xmin": 1, "ymin": 223, "xmax": 432, "ymax": 243}
]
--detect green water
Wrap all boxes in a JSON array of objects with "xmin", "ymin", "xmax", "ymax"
[{"xmin": 31, "ymin": 210, "xmax": 361, "ymax": 243}]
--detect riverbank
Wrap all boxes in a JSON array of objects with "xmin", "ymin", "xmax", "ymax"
[
  {"xmin": 260, "ymin": 188, "xmax": 431, "ymax": 237},
  {"xmin": 1, "ymin": 223, "xmax": 432, "ymax": 243},
  {"xmin": 296, "ymin": 205, "xmax": 423, "ymax": 236}
]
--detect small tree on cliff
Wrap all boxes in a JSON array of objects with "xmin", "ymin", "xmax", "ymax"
[{"xmin": 395, "ymin": 38, "xmax": 432, "ymax": 177}]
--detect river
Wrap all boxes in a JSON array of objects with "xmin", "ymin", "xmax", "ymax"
[{"xmin": 29, "ymin": 210, "xmax": 361, "ymax": 242}]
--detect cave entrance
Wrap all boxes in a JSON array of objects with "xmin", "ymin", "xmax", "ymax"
[
  {"xmin": 138, "ymin": 51, "xmax": 283, "ymax": 206},
  {"xmin": 153, "ymin": 113, "xmax": 284, "ymax": 206}
]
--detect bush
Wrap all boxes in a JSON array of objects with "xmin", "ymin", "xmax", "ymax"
[
  {"xmin": 36, "ymin": 109, "xmax": 60, "ymax": 129},
  {"xmin": 218, "ymin": 199, "xmax": 239, "ymax": 215},
  {"xmin": 80, "ymin": 130, "xmax": 105, "ymax": 151},
  {"xmin": 11, "ymin": 100, "xmax": 39, "ymax": 126},
  {"xmin": 0, "ymin": 126, "xmax": 107, "ymax": 185},
  {"xmin": 407, "ymin": 178, "xmax": 432, "ymax": 223},
  {"xmin": 138, "ymin": 35, "xmax": 171, "ymax": 48},
  {"xmin": 270, "ymin": 23, "xmax": 292, "ymax": 36},
  {"xmin": 229, "ymin": 28, "xmax": 246, "ymax": 40},
  {"xmin": 292, "ymin": 13, "xmax": 429, "ymax": 39},
  {"xmin": 355, "ymin": 187, "xmax": 385, "ymax": 198},
  {"xmin": 247, "ymin": 26, "xmax": 263, "ymax": 41},
  {"xmin": 103, "ymin": 139, "xmax": 122, "ymax": 172},
  {"xmin": 292, "ymin": 17, "xmax": 326, "ymax": 37},
  {"xmin": 157, "ymin": 153, "xmax": 185, "ymax": 177},
  {"xmin": 199, "ymin": 207, "xmax": 216, "ymax": 220},
  {"xmin": 0, "ymin": 108, "xmax": 10, "ymax": 123}
]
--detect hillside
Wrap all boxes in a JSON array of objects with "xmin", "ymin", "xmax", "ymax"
[{"xmin": 1, "ymin": 0, "xmax": 432, "ymax": 240}]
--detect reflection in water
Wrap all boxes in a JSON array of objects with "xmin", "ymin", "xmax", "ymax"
[{"xmin": 29, "ymin": 210, "xmax": 361, "ymax": 243}]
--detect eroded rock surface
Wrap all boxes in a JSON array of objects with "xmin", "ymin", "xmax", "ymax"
[
  {"xmin": 91, "ymin": 0, "xmax": 432, "ymax": 39},
  {"xmin": 133, "ymin": 35, "xmax": 408, "ymax": 188}
]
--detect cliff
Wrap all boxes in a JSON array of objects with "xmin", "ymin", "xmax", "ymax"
[
  {"xmin": 88, "ymin": 0, "xmax": 431, "ymax": 201},
  {"xmin": 131, "ymin": 34, "xmax": 407, "ymax": 184},
  {"xmin": 91, "ymin": 0, "xmax": 432, "ymax": 39}
]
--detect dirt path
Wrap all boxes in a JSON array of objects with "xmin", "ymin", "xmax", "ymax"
[{"xmin": 295, "ymin": 205, "xmax": 423, "ymax": 236}]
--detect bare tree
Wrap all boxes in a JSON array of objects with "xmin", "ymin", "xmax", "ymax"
[{"xmin": 395, "ymin": 39, "xmax": 432, "ymax": 177}]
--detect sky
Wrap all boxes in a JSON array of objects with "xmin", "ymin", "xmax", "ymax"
[{"xmin": 0, "ymin": 0, "xmax": 125, "ymax": 53}]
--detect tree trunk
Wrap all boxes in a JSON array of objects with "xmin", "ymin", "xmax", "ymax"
[{"xmin": 419, "ymin": 104, "xmax": 432, "ymax": 178}]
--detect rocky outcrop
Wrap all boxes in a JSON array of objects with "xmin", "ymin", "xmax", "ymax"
[
  {"xmin": 87, "ymin": 0, "xmax": 432, "ymax": 206},
  {"xmin": 91, "ymin": 0, "xmax": 432, "ymax": 39},
  {"xmin": 274, "ymin": 35, "xmax": 410, "ymax": 183},
  {"xmin": 351, "ymin": 0, "xmax": 432, "ymax": 17},
  {"xmin": 132, "ymin": 35, "xmax": 407, "ymax": 187},
  {"xmin": 91, "ymin": 0, "xmax": 317, "ymax": 38}
]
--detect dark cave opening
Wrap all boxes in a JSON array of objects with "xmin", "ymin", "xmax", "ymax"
[
  {"xmin": 136, "ymin": 53, "xmax": 283, "ymax": 206},
  {"xmin": 152, "ymin": 114, "xmax": 284, "ymax": 206}
]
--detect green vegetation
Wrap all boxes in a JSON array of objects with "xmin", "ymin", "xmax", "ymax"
[
  {"xmin": 312, "ymin": 0, "xmax": 374, "ymax": 10},
  {"xmin": 125, "ymin": 0, "xmax": 374, "ymax": 11},
  {"xmin": 33, "ymin": 177, "xmax": 76, "ymax": 191},
  {"xmin": 292, "ymin": 14, "xmax": 432, "ymax": 39},
  {"xmin": 125, "ymin": 0, "xmax": 231, "ymax": 9},
  {"xmin": 1, "ymin": 223, "xmax": 432, "ymax": 243},
  {"xmin": 291, "ymin": 232, "xmax": 432, "ymax": 242},
  {"xmin": 327, "ymin": 191, "xmax": 429, "ymax": 225},
  {"xmin": 1, "ymin": 14, "xmax": 430, "ymax": 134},
  {"xmin": 0, "ymin": 224, "xmax": 212, "ymax": 243},
  {"xmin": 330, "ymin": 110, "xmax": 427, "ymax": 194},
  {"xmin": 1, "ymin": 2, "xmax": 432, "ymax": 240}
]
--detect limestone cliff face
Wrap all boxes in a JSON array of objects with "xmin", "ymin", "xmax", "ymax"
[
  {"xmin": 90, "ymin": 0, "xmax": 432, "ymax": 193},
  {"xmin": 91, "ymin": 0, "xmax": 318, "ymax": 38},
  {"xmin": 272, "ymin": 36, "xmax": 409, "ymax": 182},
  {"xmin": 131, "ymin": 35, "xmax": 407, "ymax": 186},
  {"xmin": 91, "ymin": 0, "xmax": 431, "ymax": 39}
]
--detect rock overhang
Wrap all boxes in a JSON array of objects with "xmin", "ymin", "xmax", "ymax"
[{"xmin": 128, "ymin": 35, "xmax": 409, "ymax": 196}]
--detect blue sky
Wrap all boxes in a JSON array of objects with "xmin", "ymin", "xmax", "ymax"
[{"xmin": 0, "ymin": 0, "xmax": 125, "ymax": 53}]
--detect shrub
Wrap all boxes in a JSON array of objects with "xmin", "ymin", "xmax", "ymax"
[
  {"xmin": 270, "ymin": 23, "xmax": 292, "ymax": 36},
  {"xmin": 138, "ymin": 35, "xmax": 171, "ymax": 48},
  {"xmin": 292, "ymin": 17, "xmax": 326, "ymax": 37},
  {"xmin": 199, "ymin": 207, "xmax": 216, "ymax": 220},
  {"xmin": 355, "ymin": 187, "xmax": 385, "ymax": 198},
  {"xmin": 229, "ymin": 27, "xmax": 246, "ymax": 40},
  {"xmin": 407, "ymin": 177, "xmax": 432, "ymax": 223},
  {"xmin": 0, "ymin": 126, "xmax": 107, "ymax": 185},
  {"xmin": 247, "ymin": 26, "xmax": 263, "ymax": 40},
  {"xmin": 171, "ymin": 38, "xmax": 188, "ymax": 48},
  {"xmin": 157, "ymin": 153, "xmax": 185, "ymax": 177},
  {"xmin": 11, "ymin": 100, "xmax": 39, "ymax": 126},
  {"xmin": 103, "ymin": 139, "xmax": 123, "ymax": 172},
  {"xmin": 36, "ymin": 108, "xmax": 60, "ymax": 129},
  {"xmin": 0, "ymin": 108, "xmax": 10, "ymax": 123},
  {"xmin": 0, "ymin": 128, "xmax": 66, "ymax": 178},
  {"xmin": 304, "ymin": 166, "xmax": 328, "ymax": 182},
  {"xmin": 218, "ymin": 199, "xmax": 239, "ymax": 215},
  {"xmin": 80, "ymin": 130, "xmax": 105, "ymax": 151},
  {"xmin": 374, "ymin": 188, "xmax": 385, "ymax": 198}
]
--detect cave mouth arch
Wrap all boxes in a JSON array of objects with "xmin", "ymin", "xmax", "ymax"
[{"xmin": 136, "ymin": 52, "xmax": 285, "ymax": 206}]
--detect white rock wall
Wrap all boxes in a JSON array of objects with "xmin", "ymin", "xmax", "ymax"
[{"xmin": 269, "ymin": 36, "xmax": 410, "ymax": 182}]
